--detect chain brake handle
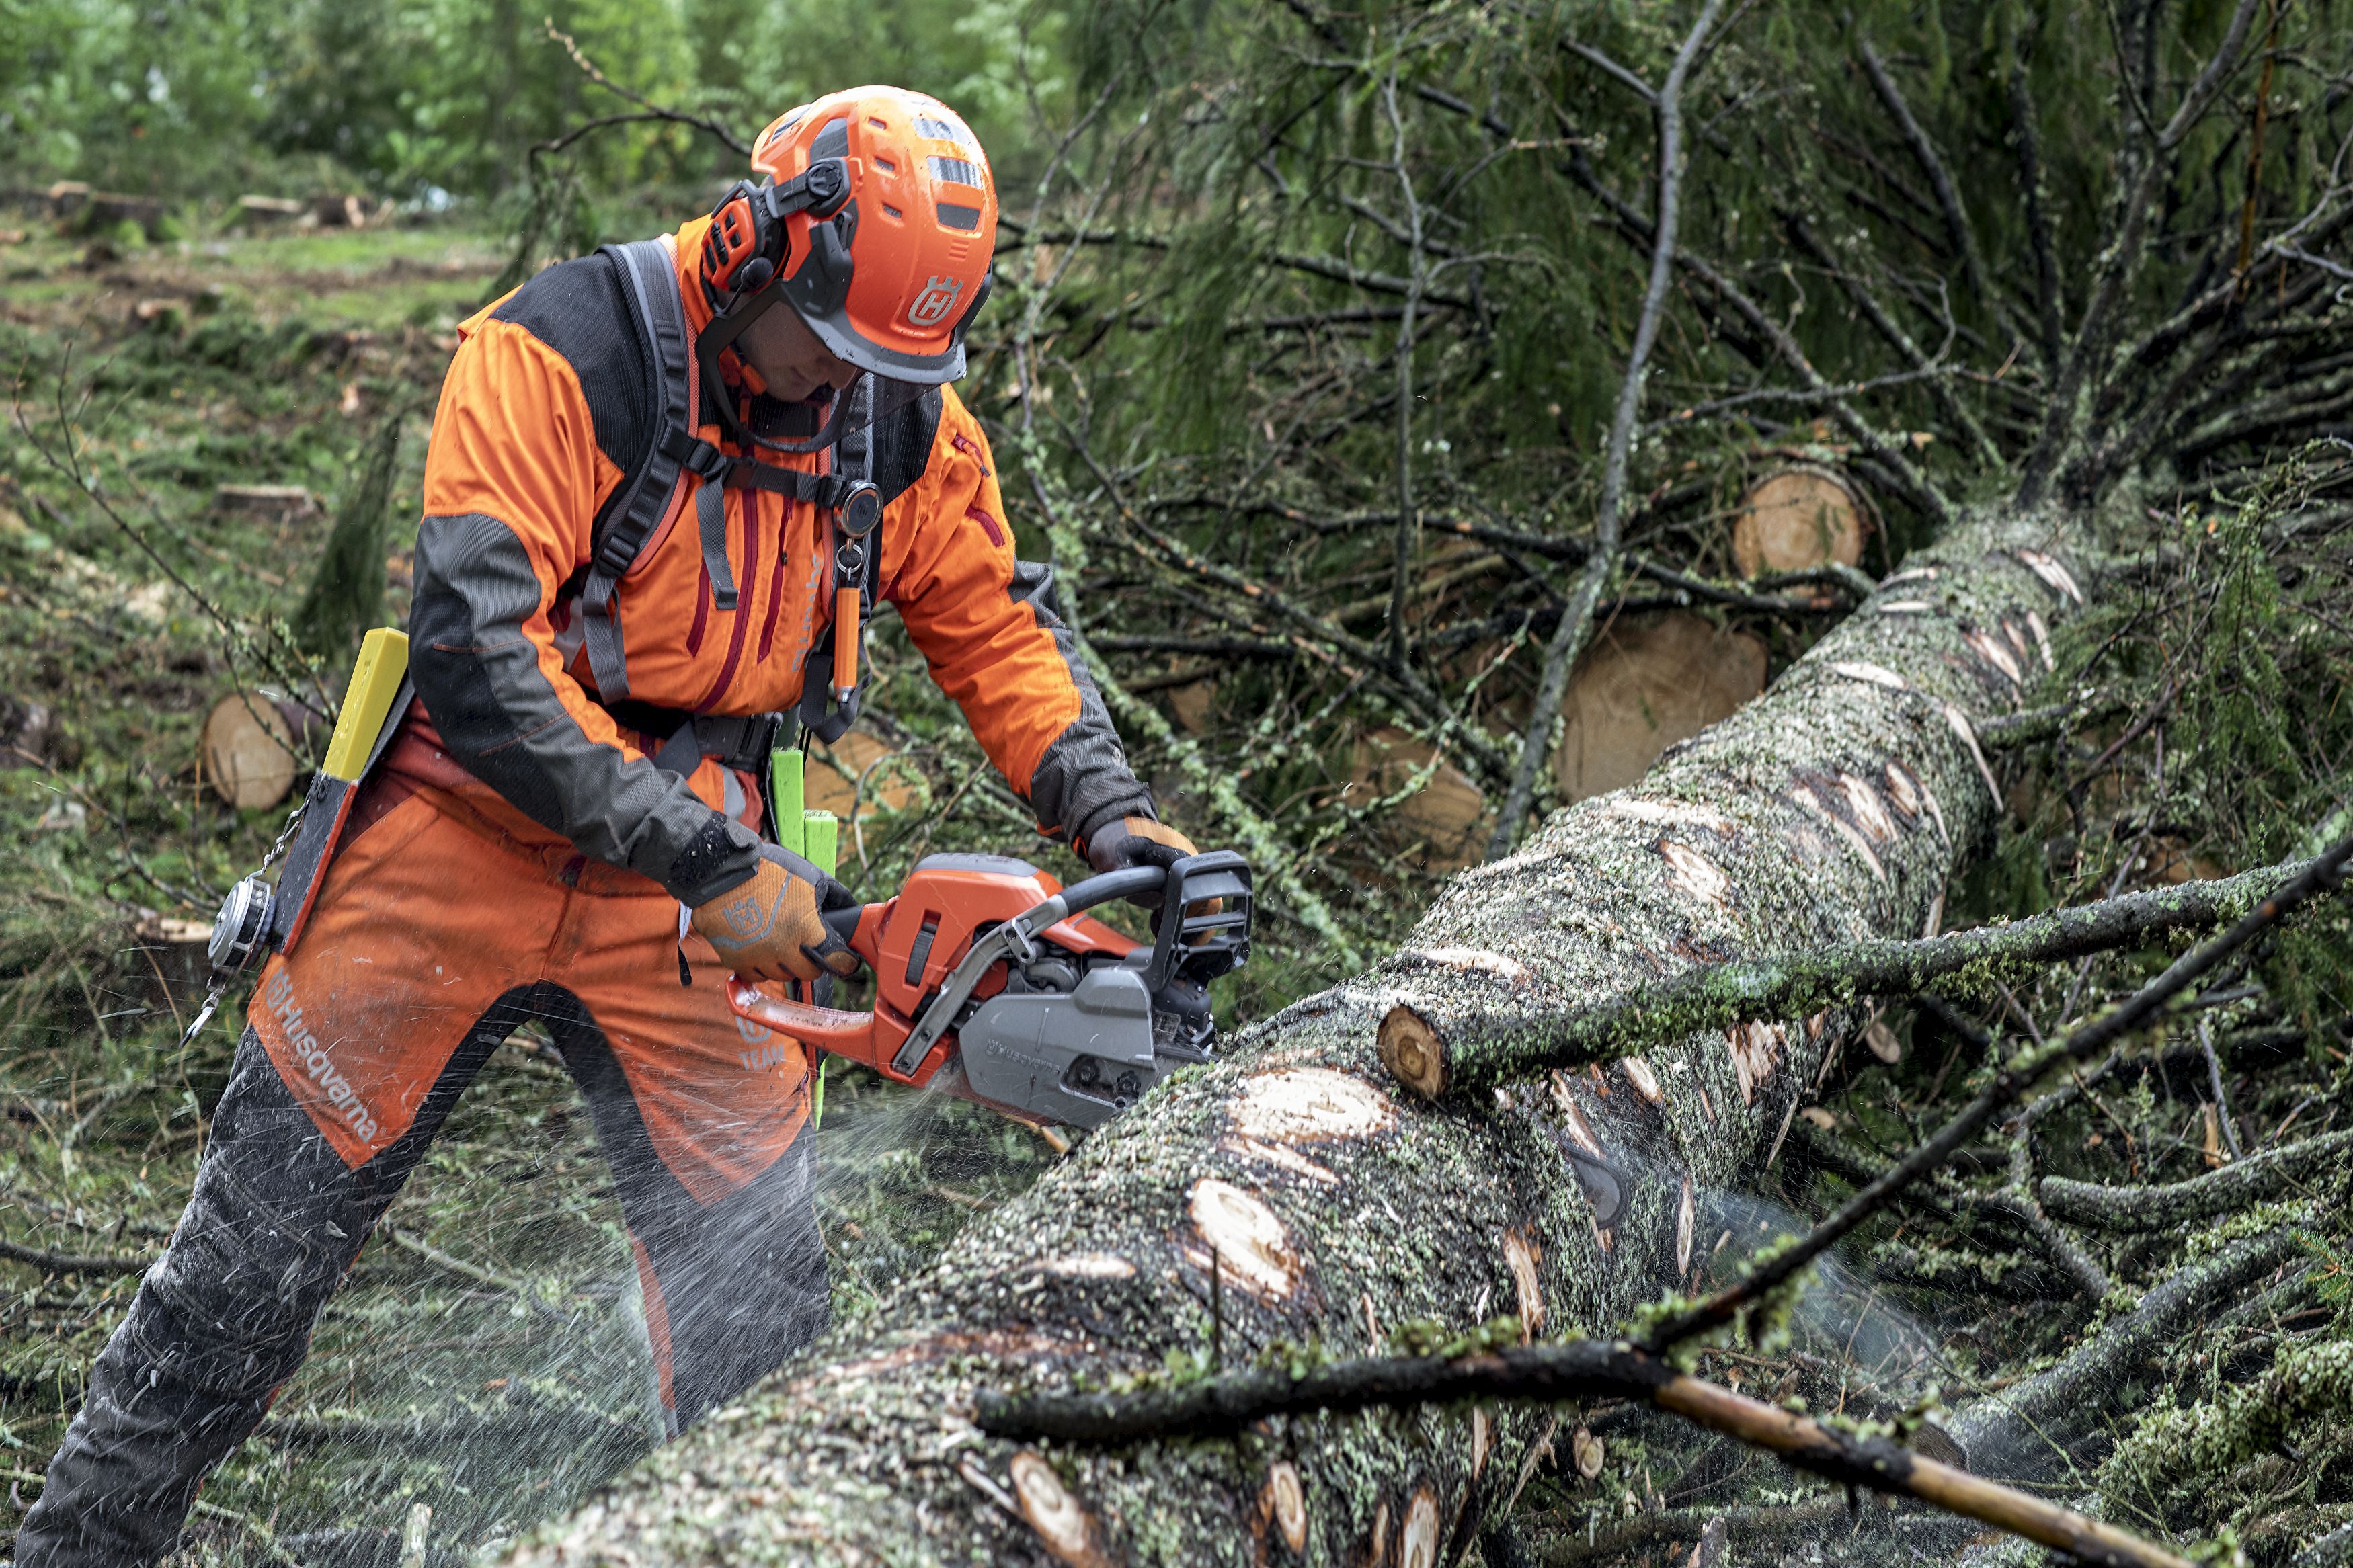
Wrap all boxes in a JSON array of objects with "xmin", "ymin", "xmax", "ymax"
[{"xmin": 1144, "ymin": 852, "xmax": 1254, "ymax": 992}]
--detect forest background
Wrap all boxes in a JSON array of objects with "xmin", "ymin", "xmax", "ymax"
[{"xmin": 2, "ymin": 0, "xmax": 2352, "ymax": 1565}]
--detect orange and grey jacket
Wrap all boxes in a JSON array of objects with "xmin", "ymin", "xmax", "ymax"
[{"xmin": 409, "ymin": 218, "xmax": 1148, "ymax": 907}]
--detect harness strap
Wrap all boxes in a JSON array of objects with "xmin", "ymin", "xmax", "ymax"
[
  {"xmin": 647, "ymin": 712, "xmax": 784, "ymax": 778},
  {"xmin": 583, "ymin": 237, "xmax": 892, "ymax": 760},
  {"xmin": 677, "ymin": 438, "xmax": 738, "ymax": 611},
  {"xmin": 584, "ymin": 239, "xmax": 699, "ymax": 702},
  {"xmin": 725, "ymin": 460, "xmax": 864, "ymax": 509}
]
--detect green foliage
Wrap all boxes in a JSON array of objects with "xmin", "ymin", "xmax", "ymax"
[
  {"xmin": 3, "ymin": 0, "xmax": 2352, "ymax": 1559},
  {"xmin": 1, "ymin": 0, "xmax": 1072, "ymax": 207},
  {"xmin": 2102, "ymin": 1291, "xmax": 2353, "ymax": 1507}
]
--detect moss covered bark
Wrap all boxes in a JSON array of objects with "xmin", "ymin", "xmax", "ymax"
[
  {"xmin": 506, "ymin": 507, "xmax": 2091, "ymax": 1567},
  {"xmin": 2038, "ymin": 1129, "xmax": 2353, "ymax": 1233}
]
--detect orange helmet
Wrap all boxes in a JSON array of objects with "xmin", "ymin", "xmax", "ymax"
[{"xmin": 696, "ymin": 86, "xmax": 996, "ymax": 435}]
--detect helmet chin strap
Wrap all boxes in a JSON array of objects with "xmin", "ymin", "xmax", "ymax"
[{"xmin": 693, "ymin": 290, "xmax": 863, "ymax": 456}]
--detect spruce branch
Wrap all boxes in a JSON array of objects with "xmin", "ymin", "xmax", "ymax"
[{"xmin": 1486, "ymin": 0, "xmax": 1727, "ymax": 860}]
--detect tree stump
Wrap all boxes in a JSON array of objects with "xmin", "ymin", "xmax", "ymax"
[
  {"xmin": 200, "ymin": 693, "xmax": 300, "ymax": 809},
  {"xmin": 213, "ymin": 484, "xmax": 317, "ymax": 525},
  {"xmin": 237, "ymin": 194, "xmax": 306, "ymax": 225}
]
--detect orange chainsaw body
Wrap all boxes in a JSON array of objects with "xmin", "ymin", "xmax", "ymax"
[{"xmin": 725, "ymin": 854, "xmax": 1136, "ymax": 1088}]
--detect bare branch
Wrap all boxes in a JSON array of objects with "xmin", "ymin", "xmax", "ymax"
[
  {"xmin": 0, "ymin": 1233, "xmax": 153, "ymax": 1276},
  {"xmin": 1564, "ymin": 39, "xmax": 1660, "ymax": 106},
  {"xmin": 1384, "ymin": 849, "xmax": 2328, "ymax": 1100},
  {"xmin": 2038, "ymin": 1126, "xmax": 2352, "ymax": 1231},
  {"xmin": 1855, "ymin": 40, "xmax": 1998, "ymax": 327},
  {"xmin": 2008, "ymin": 61, "xmax": 2067, "ymax": 373},
  {"xmin": 1380, "ymin": 67, "xmax": 1428, "ymax": 669},
  {"xmin": 541, "ymin": 19, "xmax": 748, "ymax": 156},
  {"xmin": 1486, "ymin": 0, "xmax": 1728, "ymax": 860},
  {"xmin": 977, "ymin": 1342, "xmax": 2193, "ymax": 1568},
  {"xmin": 2020, "ymin": 0, "xmax": 2270, "ymax": 503},
  {"xmin": 1782, "ymin": 211, "xmax": 2005, "ymax": 468}
]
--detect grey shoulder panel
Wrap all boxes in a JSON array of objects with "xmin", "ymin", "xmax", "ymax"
[
  {"xmin": 1006, "ymin": 559, "xmax": 1154, "ymax": 847},
  {"xmin": 409, "ymin": 511, "xmax": 762, "ymax": 905},
  {"xmin": 871, "ymin": 387, "xmax": 943, "ymax": 507}
]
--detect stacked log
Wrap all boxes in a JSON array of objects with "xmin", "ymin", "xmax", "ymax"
[
  {"xmin": 198, "ymin": 693, "xmax": 301, "ymax": 810},
  {"xmin": 1731, "ymin": 466, "xmax": 1866, "ymax": 579},
  {"xmin": 1555, "ymin": 613, "xmax": 1768, "ymax": 801}
]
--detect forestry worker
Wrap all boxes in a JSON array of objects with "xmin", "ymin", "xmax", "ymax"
[{"xmin": 18, "ymin": 87, "xmax": 1197, "ymax": 1565}]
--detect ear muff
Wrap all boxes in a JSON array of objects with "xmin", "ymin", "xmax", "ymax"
[
  {"xmin": 702, "ymin": 182, "xmax": 779, "ymax": 304},
  {"xmin": 947, "ymin": 269, "xmax": 994, "ymax": 341},
  {"xmin": 702, "ymin": 163, "xmax": 855, "ymax": 315}
]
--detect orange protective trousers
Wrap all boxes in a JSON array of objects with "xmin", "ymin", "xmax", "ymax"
[{"xmin": 246, "ymin": 710, "xmax": 824, "ymax": 1425}]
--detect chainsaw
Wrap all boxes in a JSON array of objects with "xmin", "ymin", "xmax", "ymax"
[{"xmin": 726, "ymin": 852, "xmax": 1252, "ymax": 1130}]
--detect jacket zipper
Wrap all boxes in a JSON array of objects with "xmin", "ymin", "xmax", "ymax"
[{"xmin": 686, "ymin": 559, "xmax": 711, "ymax": 656}]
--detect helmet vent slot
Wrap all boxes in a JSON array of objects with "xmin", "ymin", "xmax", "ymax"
[{"xmin": 914, "ymin": 115, "xmax": 977, "ymax": 149}]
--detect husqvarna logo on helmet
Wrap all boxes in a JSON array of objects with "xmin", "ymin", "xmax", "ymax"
[{"xmin": 908, "ymin": 275, "xmax": 963, "ymax": 328}]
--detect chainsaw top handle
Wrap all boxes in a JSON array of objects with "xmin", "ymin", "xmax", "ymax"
[
  {"xmin": 1055, "ymin": 863, "xmax": 1168, "ymax": 915},
  {"xmin": 811, "ymin": 862, "xmax": 1163, "ymax": 954},
  {"xmin": 1057, "ymin": 852, "xmax": 1251, "ymax": 928},
  {"xmin": 813, "ymin": 856, "xmax": 1249, "ymax": 971}
]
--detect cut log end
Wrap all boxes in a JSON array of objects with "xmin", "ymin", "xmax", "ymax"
[
  {"xmin": 1265, "ymin": 1460, "xmax": 1308, "ymax": 1553},
  {"xmin": 1732, "ymin": 466, "xmax": 1865, "ymax": 579},
  {"xmin": 1010, "ymin": 1450, "xmax": 1107, "ymax": 1568},
  {"xmin": 1379, "ymin": 1005, "xmax": 1446, "ymax": 1099}
]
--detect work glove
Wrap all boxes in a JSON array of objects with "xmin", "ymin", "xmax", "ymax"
[
  {"xmin": 691, "ymin": 845, "xmax": 862, "ymax": 984},
  {"xmin": 1084, "ymin": 815, "xmax": 1205, "ymax": 913}
]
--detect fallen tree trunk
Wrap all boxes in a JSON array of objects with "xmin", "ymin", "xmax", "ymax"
[{"xmin": 511, "ymin": 505, "xmax": 2091, "ymax": 1565}]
